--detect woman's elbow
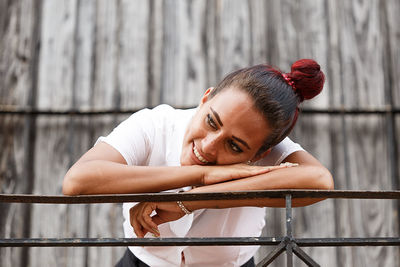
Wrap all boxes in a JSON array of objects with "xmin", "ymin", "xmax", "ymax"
[
  {"xmin": 62, "ymin": 168, "xmax": 83, "ymax": 195},
  {"xmin": 317, "ymin": 167, "xmax": 334, "ymax": 190}
]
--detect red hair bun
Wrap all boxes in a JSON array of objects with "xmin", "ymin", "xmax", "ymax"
[{"xmin": 287, "ymin": 59, "xmax": 325, "ymax": 101}]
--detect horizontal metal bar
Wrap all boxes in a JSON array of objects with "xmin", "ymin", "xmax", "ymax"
[
  {"xmin": 0, "ymin": 237, "xmax": 283, "ymax": 247},
  {"xmin": 1, "ymin": 106, "xmax": 399, "ymax": 116},
  {"xmin": 0, "ymin": 190, "xmax": 399, "ymax": 204},
  {"xmin": 1, "ymin": 237, "xmax": 399, "ymax": 248},
  {"xmin": 295, "ymin": 237, "xmax": 400, "ymax": 247}
]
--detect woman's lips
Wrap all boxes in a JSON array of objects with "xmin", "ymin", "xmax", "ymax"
[
  {"xmin": 190, "ymin": 142, "xmax": 211, "ymax": 165},
  {"xmin": 193, "ymin": 145, "xmax": 209, "ymax": 164}
]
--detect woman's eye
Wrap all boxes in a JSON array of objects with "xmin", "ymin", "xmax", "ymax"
[
  {"xmin": 229, "ymin": 140, "xmax": 243, "ymax": 153},
  {"xmin": 207, "ymin": 114, "xmax": 217, "ymax": 129}
]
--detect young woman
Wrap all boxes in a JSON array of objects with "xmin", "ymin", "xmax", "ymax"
[{"xmin": 63, "ymin": 59, "xmax": 334, "ymax": 267}]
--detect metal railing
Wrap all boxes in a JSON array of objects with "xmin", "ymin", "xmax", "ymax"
[{"xmin": 1, "ymin": 190, "xmax": 400, "ymax": 266}]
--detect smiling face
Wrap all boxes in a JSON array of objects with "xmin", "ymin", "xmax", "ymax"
[{"xmin": 180, "ymin": 87, "xmax": 271, "ymax": 166}]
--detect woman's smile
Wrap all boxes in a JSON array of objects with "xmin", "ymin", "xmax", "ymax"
[{"xmin": 193, "ymin": 144, "xmax": 210, "ymax": 164}]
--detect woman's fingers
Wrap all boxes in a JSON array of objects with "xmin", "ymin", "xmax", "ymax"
[
  {"xmin": 130, "ymin": 209, "xmax": 146, "ymax": 238},
  {"xmin": 130, "ymin": 203, "xmax": 160, "ymax": 237},
  {"xmin": 203, "ymin": 163, "xmax": 299, "ymax": 185},
  {"xmin": 141, "ymin": 204, "xmax": 160, "ymax": 236}
]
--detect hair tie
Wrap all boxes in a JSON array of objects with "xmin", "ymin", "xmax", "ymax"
[
  {"xmin": 282, "ymin": 73, "xmax": 296, "ymax": 91},
  {"xmin": 282, "ymin": 73, "xmax": 303, "ymax": 101}
]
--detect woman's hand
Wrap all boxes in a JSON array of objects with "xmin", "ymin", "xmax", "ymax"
[
  {"xmin": 201, "ymin": 163, "xmax": 290, "ymax": 185},
  {"xmin": 129, "ymin": 202, "xmax": 185, "ymax": 238}
]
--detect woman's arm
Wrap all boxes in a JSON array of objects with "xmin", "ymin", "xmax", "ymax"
[
  {"xmin": 184, "ymin": 150, "xmax": 333, "ymax": 209},
  {"xmin": 62, "ymin": 142, "xmax": 286, "ymax": 195},
  {"xmin": 130, "ymin": 150, "xmax": 333, "ymax": 237}
]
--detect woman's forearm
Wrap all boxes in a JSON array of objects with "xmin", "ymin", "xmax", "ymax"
[
  {"xmin": 63, "ymin": 161, "xmax": 203, "ymax": 195},
  {"xmin": 62, "ymin": 159, "xmax": 280, "ymax": 195},
  {"xmin": 183, "ymin": 164, "xmax": 333, "ymax": 209}
]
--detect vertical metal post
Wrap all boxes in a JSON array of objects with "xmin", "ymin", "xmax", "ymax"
[{"xmin": 286, "ymin": 194, "xmax": 293, "ymax": 267}]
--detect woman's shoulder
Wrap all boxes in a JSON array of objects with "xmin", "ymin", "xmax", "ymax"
[
  {"xmin": 255, "ymin": 137, "xmax": 304, "ymax": 166},
  {"xmin": 148, "ymin": 104, "xmax": 195, "ymax": 115},
  {"xmin": 148, "ymin": 104, "xmax": 196, "ymax": 123}
]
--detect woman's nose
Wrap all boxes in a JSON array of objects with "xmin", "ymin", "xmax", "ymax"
[{"xmin": 201, "ymin": 133, "xmax": 221, "ymax": 158}]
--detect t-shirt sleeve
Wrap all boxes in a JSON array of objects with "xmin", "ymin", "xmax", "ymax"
[
  {"xmin": 255, "ymin": 137, "xmax": 304, "ymax": 166},
  {"xmin": 96, "ymin": 108, "xmax": 155, "ymax": 166}
]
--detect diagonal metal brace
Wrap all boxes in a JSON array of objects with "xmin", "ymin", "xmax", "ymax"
[
  {"xmin": 292, "ymin": 242, "xmax": 320, "ymax": 267},
  {"xmin": 256, "ymin": 239, "xmax": 288, "ymax": 267}
]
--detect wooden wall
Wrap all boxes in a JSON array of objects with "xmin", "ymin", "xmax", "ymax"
[{"xmin": 1, "ymin": 0, "xmax": 399, "ymax": 266}]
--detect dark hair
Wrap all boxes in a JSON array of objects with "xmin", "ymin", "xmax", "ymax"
[{"xmin": 209, "ymin": 59, "xmax": 325, "ymax": 155}]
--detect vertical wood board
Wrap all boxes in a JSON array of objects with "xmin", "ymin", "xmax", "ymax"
[
  {"xmin": 0, "ymin": 1, "xmax": 38, "ymax": 267},
  {"xmin": 37, "ymin": 0, "xmax": 77, "ymax": 109},
  {"xmin": 117, "ymin": 0, "xmax": 150, "ymax": 109}
]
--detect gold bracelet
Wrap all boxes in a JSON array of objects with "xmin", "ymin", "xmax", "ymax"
[{"xmin": 176, "ymin": 201, "xmax": 192, "ymax": 215}]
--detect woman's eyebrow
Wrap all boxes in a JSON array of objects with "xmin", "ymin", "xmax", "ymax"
[{"xmin": 210, "ymin": 107, "xmax": 224, "ymax": 126}]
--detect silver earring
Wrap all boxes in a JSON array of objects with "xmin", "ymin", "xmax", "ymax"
[{"xmin": 246, "ymin": 160, "xmax": 252, "ymax": 165}]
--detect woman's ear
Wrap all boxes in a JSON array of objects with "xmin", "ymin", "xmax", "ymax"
[{"xmin": 200, "ymin": 87, "xmax": 214, "ymax": 105}]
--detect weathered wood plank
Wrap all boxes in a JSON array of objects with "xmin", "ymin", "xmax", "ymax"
[
  {"xmin": 0, "ymin": 116, "xmax": 32, "ymax": 267},
  {"xmin": 117, "ymin": 0, "xmax": 150, "ymax": 109},
  {"xmin": 73, "ymin": 0, "xmax": 96, "ymax": 110},
  {"xmin": 91, "ymin": 0, "xmax": 118, "ymax": 110},
  {"xmin": 247, "ymin": 0, "xmax": 268, "ymax": 65},
  {"xmin": 36, "ymin": 0, "xmax": 77, "ymax": 110},
  {"xmin": 217, "ymin": 0, "xmax": 252, "ymax": 76},
  {"xmin": 30, "ymin": 117, "xmax": 87, "ymax": 267},
  {"xmin": 146, "ymin": 0, "xmax": 164, "ymax": 106},
  {"xmin": 160, "ymin": 0, "xmax": 208, "ymax": 106},
  {"xmin": 336, "ymin": 0, "xmax": 385, "ymax": 109},
  {"xmin": 87, "ymin": 115, "xmax": 126, "ymax": 267},
  {"xmin": 290, "ymin": 115, "xmax": 337, "ymax": 267},
  {"xmin": 342, "ymin": 116, "xmax": 396, "ymax": 267},
  {"xmin": 30, "ymin": 1, "xmax": 88, "ymax": 266},
  {"xmin": 384, "ymin": 0, "xmax": 400, "ymax": 107},
  {"xmin": 0, "ymin": 0, "xmax": 39, "ymax": 266}
]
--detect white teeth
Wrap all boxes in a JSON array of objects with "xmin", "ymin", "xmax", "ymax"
[{"xmin": 193, "ymin": 146, "xmax": 209, "ymax": 164}]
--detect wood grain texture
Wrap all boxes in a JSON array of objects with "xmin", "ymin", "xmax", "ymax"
[
  {"xmin": 29, "ymin": 1, "xmax": 86, "ymax": 265},
  {"xmin": 291, "ymin": 115, "xmax": 337, "ymax": 267},
  {"xmin": 0, "ymin": 1, "xmax": 38, "ymax": 266},
  {"xmin": 37, "ymin": 0, "xmax": 77, "ymax": 110},
  {"xmin": 160, "ymin": 0, "xmax": 208, "ymax": 106},
  {"xmin": 341, "ymin": 116, "xmax": 397, "ymax": 267},
  {"xmin": 335, "ymin": 0, "xmax": 386, "ymax": 109},
  {"xmin": 218, "ymin": 0, "xmax": 252, "ymax": 76},
  {"xmin": 86, "ymin": 115, "xmax": 126, "ymax": 267},
  {"xmin": 384, "ymin": 0, "xmax": 400, "ymax": 107}
]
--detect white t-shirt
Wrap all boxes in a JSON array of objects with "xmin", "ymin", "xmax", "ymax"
[{"xmin": 98, "ymin": 104, "xmax": 303, "ymax": 267}]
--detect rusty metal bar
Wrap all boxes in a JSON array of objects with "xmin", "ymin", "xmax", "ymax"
[
  {"xmin": 1, "ymin": 190, "xmax": 400, "ymax": 204},
  {"xmin": 1, "ymin": 237, "xmax": 399, "ymax": 248},
  {"xmin": 295, "ymin": 237, "xmax": 400, "ymax": 247},
  {"xmin": 0, "ymin": 237, "xmax": 283, "ymax": 247}
]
